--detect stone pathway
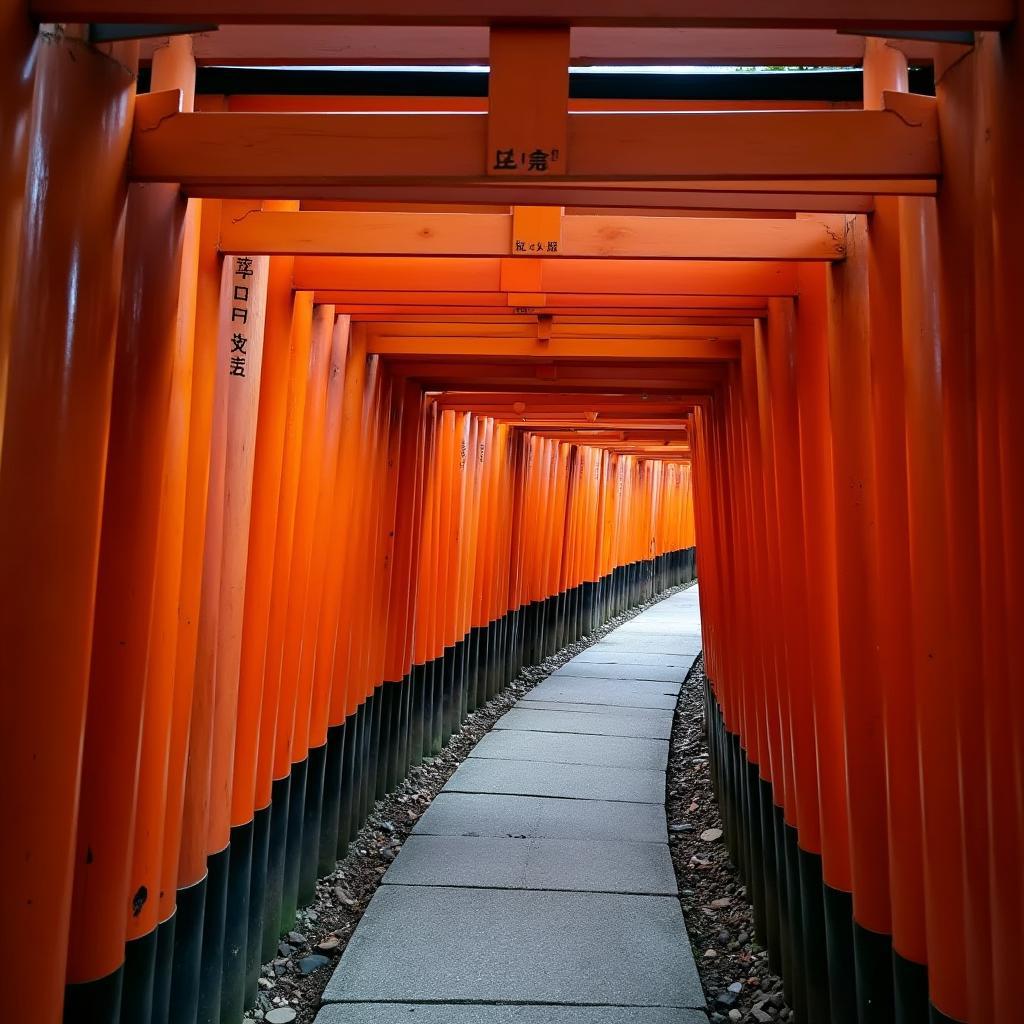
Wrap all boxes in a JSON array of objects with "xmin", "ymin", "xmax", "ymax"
[{"xmin": 316, "ymin": 586, "xmax": 707, "ymax": 1024}]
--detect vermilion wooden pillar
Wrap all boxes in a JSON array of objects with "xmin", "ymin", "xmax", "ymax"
[
  {"xmin": 260, "ymin": 291, "xmax": 315, "ymax": 945},
  {"xmin": 0, "ymin": 0, "xmax": 35, "ymax": 442},
  {"xmin": 898, "ymin": 185, "xmax": 969, "ymax": 1024},
  {"xmin": 67, "ymin": 135, "xmax": 190, "ymax": 1024},
  {"xmin": 824, "ymin": 214, "xmax": 894, "ymax": 1024},
  {"xmin": 793, "ymin": 264, "xmax": 853, "ymax": 1024},
  {"xmin": 121, "ymin": 34, "xmax": 199, "ymax": 1024},
  {"xmin": 931, "ymin": 44, "xmax": 991, "ymax": 1024},
  {"xmin": 163, "ymin": 193, "xmax": 222, "ymax": 1024},
  {"xmin": 319, "ymin": 322, "xmax": 368, "ymax": 863},
  {"xmin": 0, "ymin": 26, "xmax": 136, "ymax": 1024},
  {"xmin": 862, "ymin": 38, "xmax": 930, "ymax": 1022},
  {"xmin": 765, "ymin": 296, "xmax": 823, "ymax": 1022},
  {"xmin": 752, "ymin": 316, "xmax": 801, "ymax": 1006},
  {"xmin": 277, "ymin": 302, "xmax": 333, "ymax": 919},
  {"xmin": 230, "ymin": 201, "xmax": 299, "ymax": 1009},
  {"xmin": 975, "ymin": 26, "xmax": 1024, "ymax": 1024}
]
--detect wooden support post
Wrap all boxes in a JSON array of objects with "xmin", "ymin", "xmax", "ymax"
[
  {"xmin": 974, "ymin": 27, "xmax": 1024, "ymax": 1024},
  {"xmin": 163, "ymin": 193, "xmax": 223, "ymax": 1024},
  {"xmin": 120, "ymin": 33, "xmax": 198, "ymax": 1024},
  {"xmin": 0, "ymin": 27, "xmax": 136, "ymax": 1024},
  {"xmin": 931, "ymin": 44, "xmax": 992, "ymax": 1024},
  {"xmin": 861, "ymin": 36, "xmax": 930, "ymax": 1023},
  {"xmin": 824, "ymin": 214, "xmax": 893, "ymax": 1024},
  {"xmin": 487, "ymin": 27, "xmax": 569, "ymax": 179},
  {"xmin": 200, "ymin": 248, "xmax": 269, "ymax": 1023},
  {"xmin": 0, "ymin": 0, "xmax": 36, "ymax": 445}
]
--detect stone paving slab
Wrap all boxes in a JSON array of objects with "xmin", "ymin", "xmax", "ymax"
[
  {"xmin": 470, "ymin": 730, "xmax": 669, "ymax": 770},
  {"xmin": 571, "ymin": 649, "xmax": 697, "ymax": 668},
  {"xmin": 413, "ymin": 792, "xmax": 667, "ymax": 842},
  {"xmin": 552, "ymin": 661, "xmax": 688, "ymax": 683},
  {"xmin": 602, "ymin": 628, "xmax": 701, "ymax": 643},
  {"xmin": 316, "ymin": 1004, "xmax": 709, "ymax": 1024},
  {"xmin": 518, "ymin": 692, "xmax": 676, "ymax": 712},
  {"xmin": 595, "ymin": 639, "xmax": 703, "ymax": 656},
  {"xmin": 520, "ymin": 691, "xmax": 677, "ymax": 711},
  {"xmin": 444, "ymin": 756, "xmax": 666, "ymax": 803},
  {"xmin": 321, "ymin": 885, "xmax": 705, "ymax": 1008},
  {"xmin": 517, "ymin": 696, "xmax": 677, "ymax": 713},
  {"xmin": 382, "ymin": 834, "xmax": 678, "ymax": 894},
  {"xmin": 495, "ymin": 707, "xmax": 673, "ymax": 740},
  {"xmin": 530, "ymin": 675, "xmax": 680, "ymax": 700}
]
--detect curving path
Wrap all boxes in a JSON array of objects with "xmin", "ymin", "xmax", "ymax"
[{"xmin": 316, "ymin": 586, "xmax": 707, "ymax": 1024}]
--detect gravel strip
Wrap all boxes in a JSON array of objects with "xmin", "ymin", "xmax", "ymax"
[
  {"xmin": 246, "ymin": 578, "xmax": 698, "ymax": 1024},
  {"xmin": 667, "ymin": 655, "xmax": 793, "ymax": 1024}
]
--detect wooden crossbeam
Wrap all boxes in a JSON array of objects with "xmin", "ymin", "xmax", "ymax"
[
  {"xmin": 528, "ymin": 429, "xmax": 690, "ymax": 440},
  {"xmin": 365, "ymin": 337, "xmax": 740, "ymax": 360},
  {"xmin": 385, "ymin": 361, "xmax": 728, "ymax": 390},
  {"xmin": 292, "ymin": 257, "xmax": 797, "ymax": 295},
  {"xmin": 207, "ymin": 183, "xmax": 877, "ymax": 213},
  {"xmin": 33, "ymin": 1, "xmax": 1013, "ymax": 28},
  {"xmin": 219, "ymin": 208, "xmax": 846, "ymax": 260},
  {"xmin": 131, "ymin": 95, "xmax": 938, "ymax": 198},
  {"xmin": 327, "ymin": 305, "xmax": 761, "ymax": 321},
  {"xmin": 365, "ymin": 320, "xmax": 748, "ymax": 339},
  {"xmin": 351, "ymin": 311, "xmax": 758, "ymax": 323},
  {"xmin": 435, "ymin": 394, "xmax": 696, "ymax": 412},
  {"xmin": 137, "ymin": 26, "xmax": 939, "ymax": 68}
]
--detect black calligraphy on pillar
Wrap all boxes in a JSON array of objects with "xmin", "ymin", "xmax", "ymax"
[{"xmin": 229, "ymin": 257, "xmax": 253, "ymax": 378}]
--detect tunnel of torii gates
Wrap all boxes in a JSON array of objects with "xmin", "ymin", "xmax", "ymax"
[{"xmin": 1, "ymin": 4, "xmax": 1023, "ymax": 1024}]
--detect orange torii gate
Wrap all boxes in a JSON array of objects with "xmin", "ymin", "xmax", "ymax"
[{"xmin": 1, "ymin": 6, "xmax": 1023, "ymax": 1024}]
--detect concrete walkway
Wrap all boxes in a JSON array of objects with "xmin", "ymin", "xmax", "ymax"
[{"xmin": 317, "ymin": 586, "xmax": 707, "ymax": 1024}]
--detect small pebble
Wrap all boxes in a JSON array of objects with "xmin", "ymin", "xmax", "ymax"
[
  {"xmin": 297, "ymin": 954, "xmax": 330, "ymax": 976},
  {"xmin": 265, "ymin": 1010, "xmax": 297, "ymax": 1024}
]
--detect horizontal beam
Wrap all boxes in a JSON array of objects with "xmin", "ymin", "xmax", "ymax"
[
  {"xmin": 323, "ymin": 304, "xmax": 760, "ymax": 320},
  {"xmin": 34, "ymin": 1, "xmax": 1012, "ymax": 28},
  {"xmin": 366, "ymin": 337, "xmax": 740, "ymax": 359},
  {"xmin": 365, "ymin": 320, "xmax": 748, "ymax": 339},
  {"xmin": 526, "ymin": 429, "xmax": 689, "ymax": 439},
  {"xmin": 139, "ymin": 26, "xmax": 937, "ymax": 67},
  {"xmin": 241, "ymin": 185, "xmax": 876, "ymax": 213},
  {"xmin": 435, "ymin": 394, "xmax": 694, "ymax": 410},
  {"xmin": 385, "ymin": 360, "xmax": 726, "ymax": 389},
  {"xmin": 353, "ymin": 312, "xmax": 757, "ymax": 324},
  {"xmin": 292, "ymin": 257, "xmax": 797, "ymax": 296},
  {"xmin": 220, "ymin": 209, "xmax": 846, "ymax": 260},
  {"xmin": 131, "ymin": 100, "xmax": 938, "ymax": 197}
]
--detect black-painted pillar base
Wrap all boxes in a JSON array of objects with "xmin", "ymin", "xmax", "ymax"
[
  {"xmin": 120, "ymin": 923, "xmax": 157, "ymax": 1024},
  {"xmin": 168, "ymin": 874, "xmax": 206, "ymax": 1024},
  {"xmin": 196, "ymin": 843, "xmax": 229, "ymax": 1024},
  {"xmin": 150, "ymin": 913, "xmax": 176, "ymax": 1024},
  {"xmin": 220, "ymin": 820, "xmax": 254, "ymax": 1024}
]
